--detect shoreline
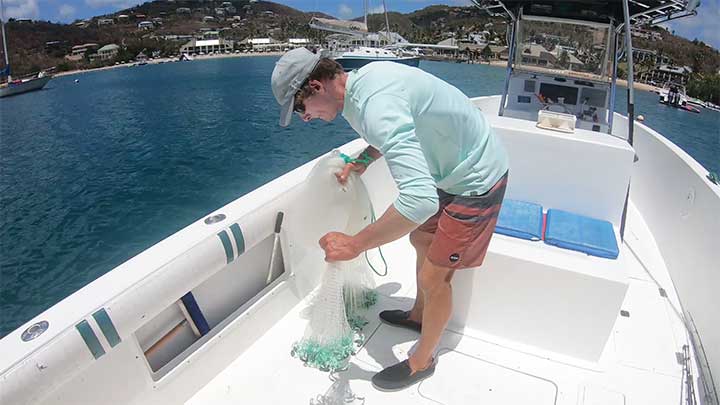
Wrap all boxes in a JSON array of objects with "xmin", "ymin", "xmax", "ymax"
[
  {"xmin": 440, "ymin": 59, "xmax": 660, "ymax": 92},
  {"xmin": 53, "ymin": 51, "xmax": 285, "ymax": 78},
  {"xmin": 53, "ymin": 52, "xmax": 661, "ymax": 93}
]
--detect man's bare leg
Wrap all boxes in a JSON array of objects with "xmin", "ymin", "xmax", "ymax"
[
  {"xmin": 408, "ymin": 260, "xmax": 455, "ymax": 373},
  {"xmin": 407, "ymin": 230, "xmax": 433, "ymax": 323}
]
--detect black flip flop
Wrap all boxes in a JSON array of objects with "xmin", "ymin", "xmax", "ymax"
[{"xmin": 379, "ymin": 310, "xmax": 422, "ymax": 333}]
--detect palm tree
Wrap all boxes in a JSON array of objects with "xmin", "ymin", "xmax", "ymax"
[{"xmin": 481, "ymin": 44, "xmax": 493, "ymax": 61}]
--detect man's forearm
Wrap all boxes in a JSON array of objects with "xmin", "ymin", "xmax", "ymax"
[
  {"xmin": 363, "ymin": 145, "xmax": 383, "ymax": 163},
  {"xmin": 353, "ymin": 204, "xmax": 418, "ymax": 252}
]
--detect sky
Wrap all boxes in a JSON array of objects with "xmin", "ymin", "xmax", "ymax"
[{"xmin": 2, "ymin": 0, "xmax": 718, "ymax": 50}]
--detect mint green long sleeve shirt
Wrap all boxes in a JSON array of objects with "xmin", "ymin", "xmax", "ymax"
[{"xmin": 341, "ymin": 62, "xmax": 509, "ymax": 224}]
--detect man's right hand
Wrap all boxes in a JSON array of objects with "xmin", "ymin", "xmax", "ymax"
[{"xmin": 336, "ymin": 162, "xmax": 367, "ymax": 184}]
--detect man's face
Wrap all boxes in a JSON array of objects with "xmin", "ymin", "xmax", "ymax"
[{"xmin": 294, "ymin": 80, "xmax": 339, "ymax": 123}]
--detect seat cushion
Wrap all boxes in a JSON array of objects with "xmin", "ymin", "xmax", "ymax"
[
  {"xmin": 544, "ymin": 209, "xmax": 619, "ymax": 259},
  {"xmin": 495, "ymin": 199, "xmax": 543, "ymax": 241}
]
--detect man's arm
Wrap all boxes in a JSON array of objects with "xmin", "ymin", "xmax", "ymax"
[
  {"xmin": 363, "ymin": 145, "xmax": 383, "ymax": 161},
  {"xmin": 336, "ymin": 145, "xmax": 383, "ymax": 185},
  {"xmin": 319, "ymin": 204, "xmax": 417, "ymax": 262},
  {"xmin": 355, "ymin": 204, "xmax": 417, "ymax": 250},
  {"xmin": 320, "ymin": 95, "xmax": 438, "ymax": 262}
]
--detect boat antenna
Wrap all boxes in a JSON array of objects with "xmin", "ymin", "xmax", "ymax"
[
  {"xmin": 0, "ymin": 0, "xmax": 11, "ymax": 82},
  {"xmin": 618, "ymin": 0, "xmax": 636, "ymax": 242}
]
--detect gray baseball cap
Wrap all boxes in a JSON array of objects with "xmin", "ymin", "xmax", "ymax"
[{"xmin": 271, "ymin": 48, "xmax": 321, "ymax": 127}]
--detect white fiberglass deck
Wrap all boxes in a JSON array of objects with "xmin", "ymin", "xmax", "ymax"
[{"xmin": 186, "ymin": 202, "xmax": 687, "ymax": 405}]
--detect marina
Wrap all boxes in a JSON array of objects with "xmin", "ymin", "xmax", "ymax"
[{"xmin": 1, "ymin": 1, "xmax": 719, "ymax": 404}]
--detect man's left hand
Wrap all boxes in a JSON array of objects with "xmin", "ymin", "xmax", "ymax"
[{"xmin": 319, "ymin": 232, "xmax": 361, "ymax": 262}]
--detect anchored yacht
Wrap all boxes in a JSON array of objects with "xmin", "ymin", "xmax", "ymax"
[
  {"xmin": 1, "ymin": 1, "xmax": 717, "ymax": 404},
  {"xmin": 309, "ymin": 0, "xmax": 420, "ymax": 71},
  {"xmin": 0, "ymin": 2, "xmax": 52, "ymax": 98}
]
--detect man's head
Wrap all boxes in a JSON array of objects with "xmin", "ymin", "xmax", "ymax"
[{"xmin": 271, "ymin": 48, "xmax": 346, "ymax": 126}]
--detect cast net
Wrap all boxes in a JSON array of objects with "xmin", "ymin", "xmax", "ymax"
[{"xmin": 291, "ymin": 150, "xmax": 378, "ymax": 371}]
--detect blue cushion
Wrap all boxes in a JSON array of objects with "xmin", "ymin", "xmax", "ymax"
[
  {"xmin": 544, "ymin": 209, "xmax": 619, "ymax": 259},
  {"xmin": 495, "ymin": 199, "xmax": 543, "ymax": 241}
]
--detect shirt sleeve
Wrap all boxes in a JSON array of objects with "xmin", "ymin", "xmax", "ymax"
[{"xmin": 361, "ymin": 95, "xmax": 438, "ymax": 224}]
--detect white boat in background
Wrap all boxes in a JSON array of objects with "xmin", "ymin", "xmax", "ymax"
[
  {"xmin": 659, "ymin": 83, "xmax": 701, "ymax": 113},
  {"xmin": 705, "ymin": 102, "xmax": 720, "ymax": 112},
  {"xmin": 310, "ymin": 1, "xmax": 420, "ymax": 71},
  {"xmin": 0, "ymin": 0, "xmax": 52, "ymax": 98},
  {"xmin": 1, "ymin": 1, "xmax": 718, "ymax": 404},
  {"xmin": 0, "ymin": 72, "xmax": 52, "ymax": 98},
  {"xmin": 332, "ymin": 46, "xmax": 420, "ymax": 70}
]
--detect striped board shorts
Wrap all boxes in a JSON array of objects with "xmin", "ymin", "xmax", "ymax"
[{"xmin": 418, "ymin": 171, "xmax": 508, "ymax": 269}]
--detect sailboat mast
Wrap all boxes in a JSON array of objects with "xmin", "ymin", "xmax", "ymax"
[
  {"xmin": 382, "ymin": 0, "xmax": 391, "ymax": 45},
  {"xmin": 363, "ymin": 0, "xmax": 367, "ymax": 27},
  {"xmin": 363, "ymin": 0, "xmax": 367, "ymax": 47},
  {"xmin": 0, "ymin": 0, "xmax": 10, "ymax": 76}
]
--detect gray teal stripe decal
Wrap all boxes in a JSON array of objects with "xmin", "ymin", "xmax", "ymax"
[
  {"xmin": 217, "ymin": 230, "xmax": 234, "ymax": 264},
  {"xmin": 76, "ymin": 320, "xmax": 105, "ymax": 359},
  {"xmin": 229, "ymin": 223, "xmax": 245, "ymax": 256},
  {"xmin": 92, "ymin": 308, "xmax": 121, "ymax": 348}
]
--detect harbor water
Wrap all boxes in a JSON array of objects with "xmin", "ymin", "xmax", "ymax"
[{"xmin": 1, "ymin": 56, "xmax": 718, "ymax": 336}]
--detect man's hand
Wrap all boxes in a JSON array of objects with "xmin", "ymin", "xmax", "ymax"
[
  {"xmin": 319, "ymin": 232, "xmax": 361, "ymax": 262},
  {"xmin": 335, "ymin": 162, "xmax": 367, "ymax": 185}
]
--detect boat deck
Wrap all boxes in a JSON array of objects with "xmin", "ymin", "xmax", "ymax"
[{"xmin": 186, "ymin": 202, "xmax": 687, "ymax": 405}]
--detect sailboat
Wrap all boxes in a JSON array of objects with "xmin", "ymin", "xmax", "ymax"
[
  {"xmin": 0, "ymin": 0, "xmax": 52, "ymax": 98},
  {"xmin": 0, "ymin": 1, "xmax": 718, "ymax": 404},
  {"xmin": 310, "ymin": 0, "xmax": 420, "ymax": 70}
]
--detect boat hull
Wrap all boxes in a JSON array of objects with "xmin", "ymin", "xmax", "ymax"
[
  {"xmin": 334, "ymin": 56, "xmax": 420, "ymax": 71},
  {"xmin": 1, "ymin": 95, "xmax": 717, "ymax": 405},
  {"xmin": 0, "ymin": 75, "xmax": 52, "ymax": 98}
]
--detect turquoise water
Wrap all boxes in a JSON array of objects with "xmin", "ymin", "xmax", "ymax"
[{"xmin": 0, "ymin": 57, "xmax": 718, "ymax": 336}]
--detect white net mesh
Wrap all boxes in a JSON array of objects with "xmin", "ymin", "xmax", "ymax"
[
  {"xmin": 291, "ymin": 150, "xmax": 378, "ymax": 371},
  {"xmin": 292, "ymin": 263, "xmax": 354, "ymax": 371}
]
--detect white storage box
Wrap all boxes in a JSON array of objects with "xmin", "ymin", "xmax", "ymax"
[{"xmin": 537, "ymin": 109, "xmax": 577, "ymax": 133}]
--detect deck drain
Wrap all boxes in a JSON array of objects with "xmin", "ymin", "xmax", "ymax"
[{"xmin": 620, "ymin": 310, "xmax": 630, "ymax": 317}]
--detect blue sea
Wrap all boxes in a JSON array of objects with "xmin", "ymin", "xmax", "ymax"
[{"xmin": 1, "ymin": 57, "xmax": 718, "ymax": 337}]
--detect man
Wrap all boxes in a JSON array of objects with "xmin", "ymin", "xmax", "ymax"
[{"xmin": 271, "ymin": 48, "xmax": 509, "ymax": 391}]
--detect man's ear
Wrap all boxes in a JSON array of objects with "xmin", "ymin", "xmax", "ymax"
[{"xmin": 308, "ymin": 79, "xmax": 324, "ymax": 93}]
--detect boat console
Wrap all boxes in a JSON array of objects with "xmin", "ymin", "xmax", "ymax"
[{"xmin": 499, "ymin": 15, "xmax": 614, "ymax": 133}]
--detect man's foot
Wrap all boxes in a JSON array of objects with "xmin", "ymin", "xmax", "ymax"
[
  {"xmin": 378, "ymin": 310, "xmax": 422, "ymax": 333},
  {"xmin": 371, "ymin": 359, "xmax": 436, "ymax": 391}
]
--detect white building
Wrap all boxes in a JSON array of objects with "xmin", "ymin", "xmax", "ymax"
[
  {"xmin": 288, "ymin": 38, "xmax": 310, "ymax": 48},
  {"xmin": 180, "ymin": 38, "xmax": 234, "ymax": 54},
  {"xmin": 97, "ymin": 44, "xmax": 120, "ymax": 60},
  {"xmin": 137, "ymin": 21, "xmax": 154, "ymax": 30},
  {"xmin": 65, "ymin": 43, "xmax": 99, "ymax": 61},
  {"xmin": 247, "ymin": 37, "xmax": 284, "ymax": 51}
]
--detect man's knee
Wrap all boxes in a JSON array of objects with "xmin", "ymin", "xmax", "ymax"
[
  {"xmin": 409, "ymin": 229, "xmax": 433, "ymax": 250},
  {"xmin": 418, "ymin": 262, "xmax": 455, "ymax": 294}
]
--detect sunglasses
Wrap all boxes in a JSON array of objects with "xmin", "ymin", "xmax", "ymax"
[
  {"xmin": 293, "ymin": 96, "xmax": 305, "ymax": 114},
  {"xmin": 293, "ymin": 78, "xmax": 311, "ymax": 114}
]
